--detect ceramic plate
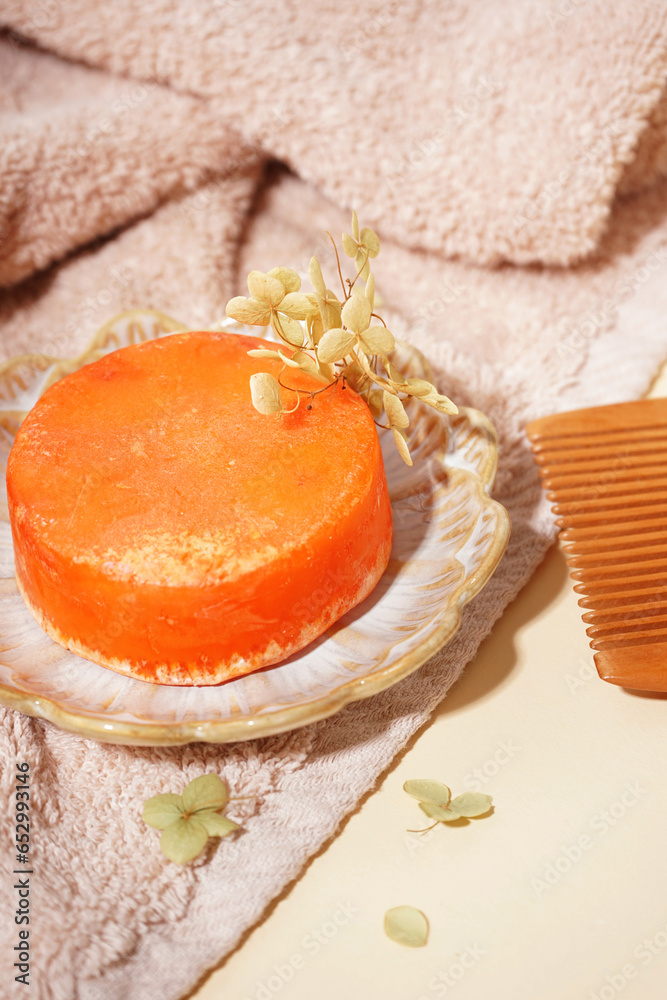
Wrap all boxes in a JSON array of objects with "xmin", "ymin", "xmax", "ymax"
[{"xmin": 0, "ymin": 311, "xmax": 510, "ymax": 744}]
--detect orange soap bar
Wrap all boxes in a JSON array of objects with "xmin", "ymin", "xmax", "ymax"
[{"xmin": 7, "ymin": 331, "xmax": 393, "ymax": 684}]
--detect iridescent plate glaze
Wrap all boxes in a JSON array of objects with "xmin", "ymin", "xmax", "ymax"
[{"xmin": 0, "ymin": 311, "xmax": 510, "ymax": 744}]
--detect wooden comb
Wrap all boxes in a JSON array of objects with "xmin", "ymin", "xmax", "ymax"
[{"xmin": 527, "ymin": 398, "xmax": 667, "ymax": 692}]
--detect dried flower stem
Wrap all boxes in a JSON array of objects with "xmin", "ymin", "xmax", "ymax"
[
  {"xmin": 346, "ymin": 252, "xmax": 369, "ymax": 295},
  {"xmin": 326, "ymin": 231, "xmax": 347, "ymax": 298},
  {"xmin": 225, "ymin": 212, "xmax": 459, "ymax": 465}
]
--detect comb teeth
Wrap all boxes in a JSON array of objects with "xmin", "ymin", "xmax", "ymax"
[{"xmin": 527, "ymin": 398, "xmax": 667, "ymax": 692}]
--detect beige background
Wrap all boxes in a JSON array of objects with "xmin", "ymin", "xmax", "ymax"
[{"xmin": 187, "ymin": 369, "xmax": 667, "ymax": 1000}]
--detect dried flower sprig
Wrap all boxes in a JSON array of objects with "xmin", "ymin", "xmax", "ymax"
[
  {"xmin": 143, "ymin": 774, "xmax": 245, "ymax": 864},
  {"xmin": 225, "ymin": 212, "xmax": 458, "ymax": 465},
  {"xmin": 404, "ymin": 779, "xmax": 493, "ymax": 832}
]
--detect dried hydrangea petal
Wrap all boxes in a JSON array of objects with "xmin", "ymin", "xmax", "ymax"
[
  {"xmin": 403, "ymin": 779, "xmax": 452, "ymax": 807},
  {"xmin": 359, "ymin": 326, "xmax": 395, "ymax": 356},
  {"xmin": 289, "ymin": 350, "xmax": 315, "ymax": 371},
  {"xmin": 384, "ymin": 391, "xmax": 409, "ymax": 429},
  {"xmin": 247, "ymin": 270, "xmax": 285, "ymax": 307},
  {"xmin": 268, "ymin": 266, "xmax": 301, "ymax": 293},
  {"xmin": 342, "ymin": 232, "xmax": 358, "ymax": 258},
  {"xmin": 182, "ymin": 774, "xmax": 229, "ymax": 814},
  {"xmin": 197, "ymin": 812, "xmax": 239, "ymax": 838},
  {"xmin": 419, "ymin": 802, "xmax": 462, "ymax": 823},
  {"xmin": 276, "ymin": 350, "xmax": 300, "ymax": 368},
  {"xmin": 142, "ymin": 793, "xmax": 184, "ymax": 830},
  {"xmin": 355, "ymin": 250, "xmax": 371, "ymax": 281},
  {"xmin": 405, "ymin": 377, "xmax": 434, "ymax": 397},
  {"xmin": 340, "ymin": 362, "xmax": 363, "ymax": 393},
  {"xmin": 317, "ymin": 359, "xmax": 335, "ymax": 382},
  {"xmin": 433, "ymin": 394, "xmax": 459, "ymax": 414},
  {"xmin": 308, "ymin": 256, "xmax": 326, "ymax": 295},
  {"xmin": 392, "ymin": 426, "xmax": 413, "ymax": 466},
  {"xmin": 368, "ymin": 388, "xmax": 384, "ymax": 418},
  {"xmin": 160, "ymin": 816, "xmax": 210, "ymax": 865},
  {"xmin": 449, "ymin": 792, "xmax": 493, "ymax": 818},
  {"xmin": 250, "ymin": 372, "xmax": 283, "ymax": 414},
  {"xmin": 357, "ymin": 351, "xmax": 397, "ymax": 393},
  {"xmin": 341, "ymin": 293, "xmax": 372, "ymax": 335},
  {"xmin": 421, "ymin": 392, "xmax": 458, "ymax": 415},
  {"xmin": 307, "ymin": 313, "xmax": 323, "ymax": 346},
  {"xmin": 384, "ymin": 906, "xmax": 429, "ymax": 948},
  {"xmin": 292, "ymin": 352, "xmax": 329, "ymax": 383},
  {"xmin": 385, "ymin": 362, "xmax": 407, "ymax": 386},
  {"xmin": 272, "ymin": 314, "xmax": 304, "ymax": 347},
  {"xmin": 365, "ymin": 273, "xmax": 375, "ymax": 310},
  {"xmin": 360, "ymin": 227, "xmax": 380, "ymax": 257},
  {"xmin": 226, "ymin": 296, "xmax": 271, "ymax": 327},
  {"xmin": 247, "ymin": 349, "xmax": 283, "ymax": 361},
  {"xmin": 317, "ymin": 328, "xmax": 357, "ymax": 364},
  {"xmin": 280, "ymin": 292, "xmax": 317, "ymax": 320},
  {"xmin": 318, "ymin": 291, "xmax": 343, "ymax": 332}
]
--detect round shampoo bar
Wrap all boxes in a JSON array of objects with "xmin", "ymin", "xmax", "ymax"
[{"xmin": 7, "ymin": 331, "xmax": 393, "ymax": 685}]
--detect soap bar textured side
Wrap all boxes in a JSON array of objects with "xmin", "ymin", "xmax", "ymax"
[{"xmin": 7, "ymin": 331, "xmax": 393, "ymax": 685}]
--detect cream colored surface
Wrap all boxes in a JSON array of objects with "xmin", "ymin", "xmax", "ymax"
[{"xmin": 188, "ymin": 367, "xmax": 667, "ymax": 1000}]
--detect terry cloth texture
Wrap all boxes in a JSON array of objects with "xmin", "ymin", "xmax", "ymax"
[{"xmin": 1, "ymin": 2, "xmax": 667, "ymax": 998}]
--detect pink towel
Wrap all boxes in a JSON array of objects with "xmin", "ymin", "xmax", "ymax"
[{"xmin": 1, "ymin": 2, "xmax": 667, "ymax": 997}]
